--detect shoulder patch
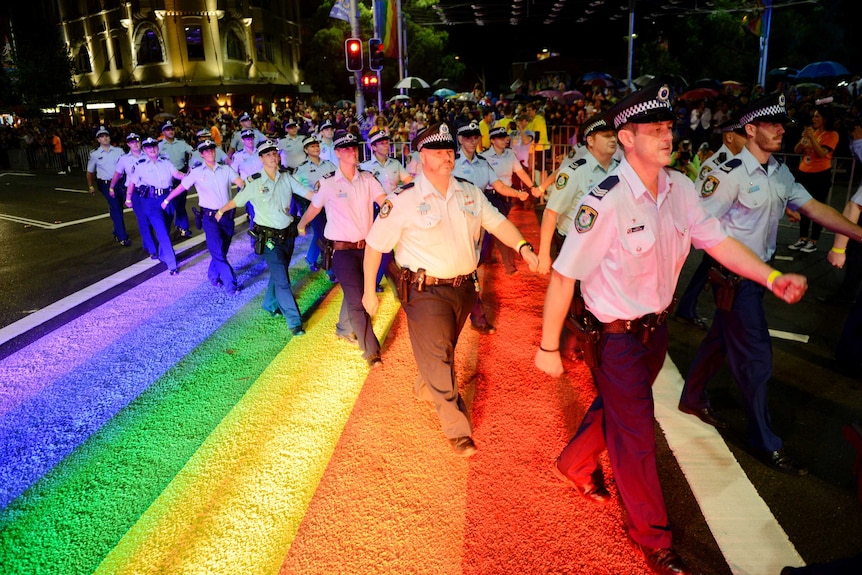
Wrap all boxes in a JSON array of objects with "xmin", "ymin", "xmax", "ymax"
[
  {"xmin": 575, "ymin": 205, "xmax": 598, "ymax": 233},
  {"xmin": 697, "ymin": 165, "xmax": 713, "ymax": 181},
  {"xmin": 379, "ymin": 198, "xmax": 393, "ymax": 218},
  {"xmin": 720, "ymin": 158, "xmax": 742, "ymax": 173},
  {"xmin": 394, "ymin": 182, "xmax": 415, "ymax": 195},
  {"xmin": 589, "ymin": 175, "xmax": 619, "ymax": 200},
  {"xmin": 567, "ymin": 148, "xmax": 577, "ymax": 159},
  {"xmin": 555, "ymin": 172, "xmax": 569, "ymax": 190},
  {"xmin": 701, "ymin": 175, "xmax": 720, "ymax": 198}
]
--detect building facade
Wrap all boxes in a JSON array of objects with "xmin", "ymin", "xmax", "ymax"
[{"xmin": 57, "ymin": 0, "xmax": 304, "ymax": 122}]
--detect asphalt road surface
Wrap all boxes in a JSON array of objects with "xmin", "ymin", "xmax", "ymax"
[{"xmin": 2, "ymin": 167, "xmax": 861, "ymax": 572}]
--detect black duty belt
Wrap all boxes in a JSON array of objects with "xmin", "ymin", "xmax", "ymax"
[
  {"xmin": 135, "ymin": 185, "xmax": 171, "ymax": 198},
  {"xmin": 600, "ymin": 305, "xmax": 672, "ymax": 335},
  {"xmin": 408, "ymin": 269, "xmax": 477, "ymax": 287},
  {"xmin": 331, "ymin": 239, "xmax": 366, "ymax": 251},
  {"xmin": 200, "ymin": 208, "xmax": 223, "ymax": 218}
]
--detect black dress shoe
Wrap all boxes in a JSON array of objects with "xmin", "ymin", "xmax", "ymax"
[
  {"xmin": 635, "ymin": 544, "xmax": 692, "ymax": 575},
  {"xmin": 290, "ymin": 325, "xmax": 306, "ymax": 336},
  {"xmin": 759, "ymin": 448, "xmax": 808, "ymax": 476},
  {"xmin": 551, "ymin": 461, "xmax": 611, "ymax": 504},
  {"xmin": 367, "ymin": 354, "xmax": 383, "ymax": 368},
  {"xmin": 308, "ymin": 261, "xmax": 320, "ymax": 272},
  {"xmin": 169, "ymin": 269, "xmax": 179, "ymax": 276},
  {"xmin": 678, "ymin": 402, "xmax": 729, "ymax": 429},
  {"xmin": 449, "ymin": 436, "xmax": 477, "ymax": 457},
  {"xmin": 471, "ymin": 322, "xmax": 496, "ymax": 335},
  {"xmin": 336, "ymin": 332, "xmax": 358, "ymax": 344}
]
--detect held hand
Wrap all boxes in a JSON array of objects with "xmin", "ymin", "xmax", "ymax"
[
  {"xmin": 828, "ymin": 250, "xmax": 847, "ymax": 269},
  {"xmin": 531, "ymin": 186, "xmax": 544, "ymax": 198},
  {"xmin": 771, "ymin": 273, "xmax": 808, "ymax": 304},
  {"xmin": 517, "ymin": 191, "xmax": 529, "ymax": 202},
  {"xmin": 160, "ymin": 199, "xmax": 170, "ymax": 212},
  {"xmin": 362, "ymin": 291, "xmax": 379, "ymax": 317},
  {"xmin": 535, "ymin": 348, "xmax": 564, "ymax": 377},
  {"xmin": 537, "ymin": 253, "xmax": 552, "ymax": 275},
  {"xmin": 784, "ymin": 207, "xmax": 801, "ymax": 223},
  {"xmin": 521, "ymin": 247, "xmax": 539, "ymax": 272}
]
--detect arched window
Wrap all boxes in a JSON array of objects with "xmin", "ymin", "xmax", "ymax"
[
  {"xmin": 225, "ymin": 29, "xmax": 246, "ymax": 62},
  {"xmin": 75, "ymin": 45, "xmax": 92, "ymax": 73},
  {"xmin": 137, "ymin": 28, "xmax": 164, "ymax": 65}
]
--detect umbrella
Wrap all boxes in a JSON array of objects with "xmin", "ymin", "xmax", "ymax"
[
  {"xmin": 693, "ymin": 78, "xmax": 723, "ymax": 90},
  {"xmin": 333, "ymin": 99, "xmax": 353, "ymax": 109},
  {"xmin": 536, "ymin": 89, "xmax": 562, "ymax": 100},
  {"xmin": 560, "ymin": 89, "xmax": 586, "ymax": 104},
  {"xmin": 388, "ymin": 94, "xmax": 411, "ymax": 103},
  {"xmin": 453, "ymin": 92, "xmax": 477, "ymax": 102},
  {"xmin": 394, "ymin": 76, "xmax": 430, "ymax": 90},
  {"xmin": 153, "ymin": 112, "xmax": 176, "ymax": 122},
  {"xmin": 768, "ymin": 67, "xmax": 799, "ymax": 79},
  {"xmin": 633, "ymin": 74, "xmax": 656, "ymax": 88},
  {"xmin": 433, "ymin": 88, "xmax": 456, "ymax": 98},
  {"xmin": 110, "ymin": 118, "xmax": 132, "ymax": 127},
  {"xmin": 678, "ymin": 87, "xmax": 719, "ymax": 101},
  {"xmin": 582, "ymin": 78, "xmax": 615, "ymax": 88},
  {"xmin": 795, "ymin": 61, "xmax": 850, "ymax": 80},
  {"xmin": 432, "ymin": 78, "xmax": 457, "ymax": 90},
  {"xmin": 653, "ymin": 74, "xmax": 688, "ymax": 89},
  {"xmin": 793, "ymin": 82, "xmax": 824, "ymax": 92},
  {"xmin": 581, "ymin": 71, "xmax": 615, "ymax": 82}
]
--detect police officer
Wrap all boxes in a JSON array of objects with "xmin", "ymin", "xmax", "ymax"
[
  {"xmin": 111, "ymin": 133, "xmax": 156, "ymax": 258},
  {"xmin": 162, "ymin": 140, "xmax": 245, "ymax": 294},
  {"xmin": 317, "ymin": 120, "xmax": 336, "ymax": 165},
  {"xmin": 360, "ymin": 129, "xmax": 412, "ymax": 194},
  {"xmin": 227, "ymin": 112, "xmax": 266, "ymax": 160},
  {"xmin": 674, "ymin": 116, "xmax": 749, "ymax": 328},
  {"xmin": 535, "ymin": 86, "xmax": 808, "ymax": 575},
  {"xmin": 158, "ymin": 120, "xmax": 194, "ymax": 238},
  {"xmin": 454, "ymin": 120, "xmax": 530, "ymax": 334},
  {"xmin": 278, "ymin": 119, "xmax": 306, "ymax": 171},
  {"xmin": 362, "ymin": 123, "xmax": 539, "ymax": 457},
  {"xmin": 680, "ymin": 93, "xmax": 862, "ymax": 474},
  {"xmin": 483, "ymin": 125, "xmax": 544, "ymax": 273},
  {"xmin": 293, "ymin": 135, "xmax": 337, "ymax": 272},
  {"xmin": 215, "ymin": 140, "xmax": 313, "ymax": 335},
  {"xmin": 537, "ymin": 112, "xmax": 619, "ymax": 274},
  {"xmin": 86, "ymin": 126, "xmax": 129, "ymax": 246},
  {"xmin": 125, "ymin": 137, "xmax": 186, "ymax": 275},
  {"xmin": 188, "ymin": 128, "xmax": 228, "ymax": 169},
  {"xmin": 297, "ymin": 131, "xmax": 387, "ymax": 366}
]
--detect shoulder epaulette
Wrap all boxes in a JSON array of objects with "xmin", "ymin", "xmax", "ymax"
[
  {"xmin": 455, "ymin": 152, "xmax": 461, "ymax": 160},
  {"xmin": 395, "ymin": 182, "xmax": 415, "ymax": 195},
  {"xmin": 136, "ymin": 157, "xmax": 147, "ymax": 164},
  {"xmin": 475, "ymin": 155, "xmax": 490, "ymax": 163},
  {"xmin": 716, "ymin": 151, "xmax": 727, "ymax": 165},
  {"xmin": 589, "ymin": 175, "xmax": 619, "ymax": 200},
  {"xmin": 567, "ymin": 158, "xmax": 587, "ymax": 171},
  {"xmin": 454, "ymin": 176, "xmax": 472, "ymax": 184},
  {"xmin": 278, "ymin": 166, "xmax": 290, "ymax": 173},
  {"xmin": 720, "ymin": 158, "xmax": 742, "ymax": 173},
  {"xmin": 247, "ymin": 172, "xmax": 262, "ymax": 183},
  {"xmin": 322, "ymin": 171, "xmax": 336, "ymax": 179}
]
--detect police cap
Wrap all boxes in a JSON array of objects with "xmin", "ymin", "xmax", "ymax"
[
  {"xmin": 142, "ymin": 137, "xmax": 160, "ymax": 148},
  {"xmin": 368, "ymin": 129, "xmax": 390, "ymax": 146},
  {"xmin": 457, "ymin": 121, "xmax": 481, "ymax": 138},
  {"xmin": 160, "ymin": 120, "xmax": 175, "ymax": 132},
  {"xmin": 488, "ymin": 126, "xmax": 508, "ymax": 139},
  {"xmin": 610, "ymin": 85, "xmax": 675, "ymax": 129},
  {"xmin": 302, "ymin": 135, "xmax": 319, "ymax": 148},
  {"xmin": 256, "ymin": 139, "xmax": 279, "ymax": 155},
  {"xmin": 739, "ymin": 93, "xmax": 793, "ymax": 126},
  {"xmin": 95, "ymin": 126, "xmax": 110, "ymax": 137},
  {"xmin": 197, "ymin": 139, "xmax": 217, "ymax": 152},
  {"xmin": 125, "ymin": 132, "xmax": 141, "ymax": 142},
  {"xmin": 581, "ymin": 111, "xmax": 616, "ymax": 138},
  {"xmin": 333, "ymin": 130, "xmax": 360, "ymax": 149},
  {"xmin": 413, "ymin": 122, "xmax": 456, "ymax": 151}
]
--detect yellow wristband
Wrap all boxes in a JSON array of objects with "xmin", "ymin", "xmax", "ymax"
[
  {"xmin": 831, "ymin": 247, "xmax": 846, "ymax": 254},
  {"xmin": 516, "ymin": 239, "xmax": 528, "ymax": 252},
  {"xmin": 766, "ymin": 270, "xmax": 782, "ymax": 291}
]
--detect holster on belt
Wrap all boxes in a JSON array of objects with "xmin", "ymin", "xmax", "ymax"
[
  {"xmin": 385, "ymin": 259, "xmax": 412, "ymax": 303},
  {"xmin": 286, "ymin": 219, "xmax": 299, "ymax": 239},
  {"xmin": 565, "ymin": 281, "xmax": 601, "ymax": 369},
  {"xmin": 322, "ymin": 240, "xmax": 335, "ymax": 271},
  {"xmin": 708, "ymin": 264, "xmax": 741, "ymax": 312},
  {"xmin": 192, "ymin": 207, "xmax": 203, "ymax": 230},
  {"xmin": 248, "ymin": 226, "xmax": 265, "ymax": 255}
]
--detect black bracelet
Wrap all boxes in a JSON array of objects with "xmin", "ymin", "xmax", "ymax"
[
  {"xmin": 518, "ymin": 241, "xmax": 534, "ymax": 254},
  {"xmin": 539, "ymin": 345, "xmax": 559, "ymax": 353}
]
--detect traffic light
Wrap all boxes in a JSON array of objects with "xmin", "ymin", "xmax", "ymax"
[
  {"xmin": 361, "ymin": 72, "xmax": 379, "ymax": 93},
  {"xmin": 344, "ymin": 38, "xmax": 362, "ymax": 71},
  {"xmin": 368, "ymin": 38, "xmax": 384, "ymax": 71}
]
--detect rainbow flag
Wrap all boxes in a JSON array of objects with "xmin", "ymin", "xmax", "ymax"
[
  {"xmin": 374, "ymin": 0, "xmax": 399, "ymax": 58},
  {"xmin": 743, "ymin": 1, "xmax": 764, "ymax": 37}
]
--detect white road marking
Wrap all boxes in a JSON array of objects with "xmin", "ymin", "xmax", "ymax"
[
  {"xmin": 768, "ymin": 329, "xmax": 810, "ymax": 343},
  {"xmin": 654, "ymin": 356, "xmax": 806, "ymax": 573}
]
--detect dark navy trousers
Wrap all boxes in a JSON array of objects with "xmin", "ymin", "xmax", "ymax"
[
  {"xmin": 330, "ymin": 248, "xmax": 380, "ymax": 360},
  {"xmin": 141, "ymin": 196, "xmax": 177, "ymax": 271},
  {"xmin": 261, "ymin": 235, "xmax": 302, "ymax": 330},
  {"xmin": 97, "ymin": 180, "xmax": 128, "ymax": 241},
  {"xmin": 202, "ymin": 210, "xmax": 237, "ymax": 290}
]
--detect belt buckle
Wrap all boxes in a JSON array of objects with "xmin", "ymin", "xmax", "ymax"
[
  {"xmin": 624, "ymin": 320, "xmax": 634, "ymax": 333},
  {"xmin": 452, "ymin": 275, "xmax": 464, "ymax": 287}
]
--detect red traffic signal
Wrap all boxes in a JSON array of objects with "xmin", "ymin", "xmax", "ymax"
[
  {"xmin": 344, "ymin": 38, "xmax": 362, "ymax": 71},
  {"xmin": 361, "ymin": 73, "xmax": 379, "ymax": 92},
  {"xmin": 368, "ymin": 38, "xmax": 384, "ymax": 71}
]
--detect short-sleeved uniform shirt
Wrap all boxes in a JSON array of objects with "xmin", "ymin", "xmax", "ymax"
[
  {"xmin": 452, "ymin": 151, "xmax": 498, "ymax": 190},
  {"xmin": 188, "ymin": 146, "xmax": 228, "ymax": 170},
  {"xmin": 700, "ymin": 146, "xmax": 813, "ymax": 262},
  {"xmin": 312, "ymin": 169, "xmax": 384, "ymax": 242},
  {"xmin": 365, "ymin": 175, "xmax": 507, "ymax": 278},
  {"xmin": 696, "ymin": 143, "xmax": 733, "ymax": 183},
  {"xmin": 359, "ymin": 155, "xmax": 410, "ymax": 195},
  {"xmin": 553, "ymin": 158, "xmax": 726, "ymax": 323},
  {"xmin": 480, "ymin": 146, "xmax": 521, "ymax": 187},
  {"xmin": 128, "ymin": 157, "xmax": 176, "ymax": 189},
  {"xmin": 158, "ymin": 138, "xmax": 194, "ymax": 171},
  {"xmin": 87, "ymin": 145, "xmax": 124, "ymax": 179},
  {"xmin": 546, "ymin": 152, "xmax": 619, "ymax": 236},
  {"xmin": 114, "ymin": 151, "xmax": 144, "ymax": 180},
  {"xmin": 278, "ymin": 134, "xmax": 306, "ymax": 170},
  {"xmin": 229, "ymin": 128, "xmax": 266, "ymax": 152},
  {"xmin": 231, "ymin": 148, "xmax": 264, "ymax": 180},
  {"xmin": 293, "ymin": 157, "xmax": 337, "ymax": 189},
  {"xmin": 179, "ymin": 163, "xmax": 239, "ymax": 210},
  {"xmin": 232, "ymin": 170, "xmax": 296, "ymax": 230}
]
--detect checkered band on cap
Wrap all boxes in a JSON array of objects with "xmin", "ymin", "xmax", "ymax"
[
  {"xmin": 720, "ymin": 121, "xmax": 743, "ymax": 133},
  {"xmin": 196, "ymin": 128, "xmax": 211, "ymax": 138},
  {"xmin": 488, "ymin": 126, "xmax": 508, "ymax": 139},
  {"xmin": 125, "ymin": 132, "xmax": 141, "ymax": 141},
  {"xmin": 457, "ymin": 121, "xmax": 481, "ymax": 136},
  {"xmin": 613, "ymin": 85, "xmax": 672, "ymax": 129},
  {"xmin": 160, "ymin": 120, "xmax": 174, "ymax": 131},
  {"xmin": 368, "ymin": 130, "xmax": 390, "ymax": 145},
  {"xmin": 414, "ymin": 122, "xmax": 456, "ymax": 151},
  {"xmin": 239, "ymin": 112, "xmax": 251, "ymax": 122},
  {"xmin": 581, "ymin": 113, "xmax": 613, "ymax": 137},
  {"xmin": 302, "ymin": 135, "xmax": 319, "ymax": 148},
  {"xmin": 241, "ymin": 129, "xmax": 255, "ymax": 138},
  {"xmin": 256, "ymin": 139, "xmax": 279, "ymax": 155},
  {"xmin": 142, "ymin": 137, "xmax": 160, "ymax": 147},
  {"xmin": 333, "ymin": 131, "xmax": 359, "ymax": 148},
  {"xmin": 319, "ymin": 120, "xmax": 334, "ymax": 131},
  {"xmin": 740, "ymin": 93, "xmax": 787, "ymax": 126}
]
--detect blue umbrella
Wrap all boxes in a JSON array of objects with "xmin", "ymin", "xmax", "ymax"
[
  {"xmin": 581, "ymin": 71, "xmax": 614, "ymax": 81},
  {"xmin": 433, "ymin": 88, "xmax": 456, "ymax": 98},
  {"xmin": 795, "ymin": 61, "xmax": 850, "ymax": 80}
]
